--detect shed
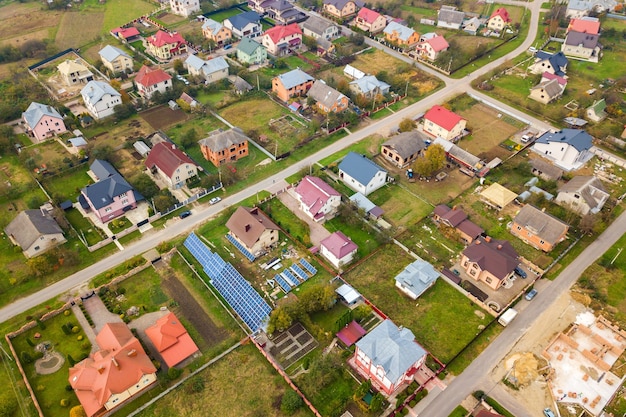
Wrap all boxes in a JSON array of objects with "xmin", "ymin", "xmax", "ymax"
[
  {"xmin": 480, "ymin": 183, "xmax": 517, "ymax": 210},
  {"xmin": 134, "ymin": 141, "xmax": 151, "ymax": 157},
  {"xmin": 68, "ymin": 137, "xmax": 88, "ymax": 148},
  {"xmin": 337, "ymin": 321, "xmax": 367, "ymax": 347},
  {"xmin": 336, "ymin": 283, "xmax": 362, "ymax": 305}
]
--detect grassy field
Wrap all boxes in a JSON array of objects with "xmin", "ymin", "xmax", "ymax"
[
  {"xmin": 368, "ymin": 183, "xmax": 434, "ymax": 227},
  {"xmin": 261, "ymin": 198, "xmax": 310, "ymax": 245}
]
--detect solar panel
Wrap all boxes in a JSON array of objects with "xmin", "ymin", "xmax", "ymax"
[
  {"xmin": 184, "ymin": 233, "xmax": 271, "ymax": 332},
  {"xmin": 282, "ymin": 269, "xmax": 299, "ymax": 287},
  {"xmin": 226, "ymin": 233, "xmax": 256, "ymax": 262},
  {"xmin": 290, "ymin": 264, "xmax": 308, "ymax": 281},
  {"xmin": 299, "ymin": 258, "xmax": 317, "ymax": 275},
  {"xmin": 274, "ymin": 274, "xmax": 292, "ymax": 293}
]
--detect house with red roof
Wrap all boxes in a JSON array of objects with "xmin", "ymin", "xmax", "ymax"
[
  {"xmin": 415, "ymin": 33, "xmax": 449, "ymax": 61},
  {"xmin": 320, "ymin": 231, "xmax": 358, "ymax": 268},
  {"xmin": 423, "ymin": 104, "xmax": 467, "ymax": 141},
  {"xmin": 144, "ymin": 142, "xmax": 198, "ymax": 189},
  {"xmin": 145, "ymin": 312, "xmax": 199, "ymax": 368},
  {"xmin": 460, "ymin": 236, "xmax": 519, "ymax": 290},
  {"xmin": 146, "ymin": 30, "xmax": 187, "ymax": 61},
  {"xmin": 355, "ymin": 7, "xmax": 387, "ymax": 33},
  {"xmin": 134, "ymin": 65, "xmax": 172, "ymax": 100},
  {"xmin": 567, "ymin": 17, "xmax": 600, "ymax": 35},
  {"xmin": 487, "ymin": 7, "xmax": 511, "ymax": 31},
  {"xmin": 112, "ymin": 26, "xmax": 140, "ymax": 41},
  {"xmin": 261, "ymin": 23, "xmax": 302, "ymax": 56},
  {"xmin": 68, "ymin": 323, "xmax": 157, "ymax": 417},
  {"xmin": 295, "ymin": 175, "xmax": 341, "ymax": 222}
]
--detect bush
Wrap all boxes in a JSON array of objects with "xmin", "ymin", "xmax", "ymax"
[
  {"xmin": 64, "ymin": 310, "xmax": 71, "ymax": 316},
  {"xmin": 20, "ymin": 351, "xmax": 33, "ymax": 364},
  {"xmin": 60, "ymin": 398, "xmax": 69, "ymax": 407},
  {"xmin": 167, "ymin": 367, "xmax": 183, "ymax": 381},
  {"xmin": 0, "ymin": 390, "xmax": 18, "ymax": 417},
  {"xmin": 369, "ymin": 393, "xmax": 384, "ymax": 413},
  {"xmin": 280, "ymin": 389, "xmax": 303, "ymax": 415},
  {"xmin": 69, "ymin": 405, "xmax": 87, "ymax": 417},
  {"xmin": 189, "ymin": 376, "xmax": 205, "ymax": 393},
  {"xmin": 72, "ymin": 326, "xmax": 80, "ymax": 333},
  {"xmin": 473, "ymin": 390, "xmax": 485, "ymax": 400},
  {"xmin": 77, "ymin": 335, "xmax": 83, "ymax": 341}
]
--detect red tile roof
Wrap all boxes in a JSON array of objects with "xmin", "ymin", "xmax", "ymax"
[
  {"xmin": 568, "ymin": 18, "xmax": 600, "ymax": 34},
  {"xmin": 147, "ymin": 30, "xmax": 186, "ymax": 47},
  {"xmin": 144, "ymin": 142, "xmax": 196, "ymax": 178},
  {"xmin": 321, "ymin": 231, "xmax": 358, "ymax": 259},
  {"xmin": 264, "ymin": 23, "xmax": 302, "ymax": 44},
  {"xmin": 424, "ymin": 105, "xmax": 464, "ymax": 131},
  {"xmin": 295, "ymin": 175, "xmax": 340, "ymax": 218},
  {"xmin": 426, "ymin": 34, "xmax": 449, "ymax": 52},
  {"xmin": 357, "ymin": 7, "xmax": 382, "ymax": 24},
  {"xmin": 114, "ymin": 27, "xmax": 140, "ymax": 39},
  {"xmin": 135, "ymin": 65, "xmax": 172, "ymax": 88},
  {"xmin": 542, "ymin": 71, "xmax": 568, "ymax": 86},
  {"xmin": 337, "ymin": 320, "xmax": 367, "ymax": 346},
  {"xmin": 489, "ymin": 7, "xmax": 511, "ymax": 23},
  {"xmin": 145, "ymin": 312, "xmax": 199, "ymax": 367}
]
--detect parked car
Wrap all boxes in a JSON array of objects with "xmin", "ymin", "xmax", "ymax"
[
  {"xmin": 525, "ymin": 288, "xmax": 538, "ymax": 301},
  {"xmin": 179, "ymin": 210, "xmax": 192, "ymax": 219},
  {"xmin": 224, "ymin": 44, "xmax": 233, "ymax": 50},
  {"xmin": 209, "ymin": 197, "xmax": 221, "ymax": 205},
  {"xmin": 543, "ymin": 408, "xmax": 555, "ymax": 417},
  {"xmin": 514, "ymin": 266, "xmax": 527, "ymax": 279}
]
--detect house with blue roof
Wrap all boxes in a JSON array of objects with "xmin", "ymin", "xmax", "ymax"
[
  {"xmin": 383, "ymin": 21, "xmax": 419, "ymax": 46},
  {"xmin": 394, "ymin": 259, "xmax": 439, "ymax": 300},
  {"xmin": 272, "ymin": 68, "xmax": 314, "ymax": 101},
  {"xmin": 353, "ymin": 319, "xmax": 427, "ymax": 395},
  {"xmin": 529, "ymin": 51, "xmax": 568, "ymax": 76},
  {"xmin": 80, "ymin": 80, "xmax": 121, "ymax": 120},
  {"xmin": 223, "ymin": 11, "xmax": 262, "ymax": 39},
  {"xmin": 531, "ymin": 129, "xmax": 594, "ymax": 171},
  {"xmin": 79, "ymin": 160, "xmax": 142, "ymax": 223},
  {"xmin": 22, "ymin": 102, "xmax": 67, "ymax": 143},
  {"xmin": 98, "ymin": 45, "xmax": 133, "ymax": 74},
  {"xmin": 237, "ymin": 37, "xmax": 267, "ymax": 65},
  {"xmin": 338, "ymin": 152, "xmax": 388, "ymax": 196}
]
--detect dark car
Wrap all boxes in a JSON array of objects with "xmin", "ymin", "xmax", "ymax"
[
  {"xmin": 179, "ymin": 210, "xmax": 192, "ymax": 219},
  {"xmin": 514, "ymin": 266, "xmax": 527, "ymax": 278},
  {"xmin": 525, "ymin": 288, "xmax": 538, "ymax": 301}
]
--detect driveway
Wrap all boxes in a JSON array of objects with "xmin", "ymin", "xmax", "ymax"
[
  {"xmin": 278, "ymin": 189, "xmax": 331, "ymax": 247},
  {"xmin": 82, "ymin": 295, "xmax": 123, "ymax": 334}
]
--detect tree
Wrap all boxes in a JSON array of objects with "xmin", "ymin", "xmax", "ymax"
[
  {"xmin": 579, "ymin": 214, "xmax": 598, "ymax": 235},
  {"xmin": 200, "ymin": 173, "xmax": 219, "ymax": 189},
  {"xmin": 267, "ymin": 305, "xmax": 294, "ymax": 334},
  {"xmin": 129, "ymin": 173, "xmax": 159, "ymax": 200},
  {"xmin": 350, "ymin": 33, "xmax": 365, "ymax": 46},
  {"xmin": 398, "ymin": 118, "xmax": 416, "ymax": 132},
  {"xmin": 69, "ymin": 405, "xmax": 87, "ymax": 417},
  {"xmin": 280, "ymin": 390, "xmax": 303, "ymax": 415},
  {"xmin": 303, "ymin": 35, "xmax": 318, "ymax": 50},
  {"xmin": 179, "ymin": 128, "xmax": 198, "ymax": 149},
  {"xmin": 173, "ymin": 59, "xmax": 185, "ymax": 75},
  {"xmin": 113, "ymin": 103, "xmax": 136, "ymax": 121},
  {"xmin": 27, "ymin": 255, "xmax": 56, "ymax": 277},
  {"xmin": 153, "ymin": 191, "xmax": 177, "ymax": 213},
  {"xmin": 424, "ymin": 144, "xmax": 446, "ymax": 170}
]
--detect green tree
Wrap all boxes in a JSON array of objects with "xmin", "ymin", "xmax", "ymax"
[
  {"xmin": 398, "ymin": 117, "xmax": 416, "ymax": 132},
  {"xmin": 179, "ymin": 128, "xmax": 198, "ymax": 149},
  {"xmin": 280, "ymin": 390, "xmax": 303, "ymax": 415},
  {"xmin": 27, "ymin": 255, "xmax": 56, "ymax": 277},
  {"xmin": 153, "ymin": 190, "xmax": 178, "ymax": 213},
  {"xmin": 369, "ymin": 393, "xmax": 384, "ymax": 412},
  {"xmin": 69, "ymin": 405, "xmax": 87, "ymax": 417},
  {"xmin": 173, "ymin": 59, "xmax": 185, "ymax": 74},
  {"xmin": 267, "ymin": 305, "xmax": 294, "ymax": 334},
  {"xmin": 113, "ymin": 103, "xmax": 136, "ymax": 121},
  {"xmin": 129, "ymin": 173, "xmax": 159, "ymax": 200}
]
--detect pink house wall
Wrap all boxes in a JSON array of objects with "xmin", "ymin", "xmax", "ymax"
[
  {"xmin": 28, "ymin": 115, "xmax": 67, "ymax": 142},
  {"xmin": 84, "ymin": 191, "xmax": 137, "ymax": 223}
]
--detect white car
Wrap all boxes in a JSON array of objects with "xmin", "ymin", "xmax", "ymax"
[{"xmin": 209, "ymin": 197, "xmax": 221, "ymax": 205}]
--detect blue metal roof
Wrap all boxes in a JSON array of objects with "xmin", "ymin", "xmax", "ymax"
[
  {"xmin": 276, "ymin": 68, "xmax": 314, "ymax": 90},
  {"xmin": 98, "ymin": 45, "xmax": 130, "ymax": 63},
  {"xmin": 226, "ymin": 11, "xmax": 261, "ymax": 31},
  {"xmin": 338, "ymin": 152, "xmax": 387, "ymax": 187},
  {"xmin": 535, "ymin": 129, "xmax": 592, "ymax": 152}
]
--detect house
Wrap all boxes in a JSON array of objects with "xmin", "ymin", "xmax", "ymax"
[
  {"xmin": 263, "ymin": 0, "xmax": 306, "ymax": 25},
  {"xmin": 69, "ymin": 323, "xmax": 157, "ymax": 417},
  {"xmin": 184, "ymin": 55, "xmax": 229, "ymax": 84},
  {"xmin": 383, "ymin": 21, "xmax": 420, "ymax": 46},
  {"xmin": 528, "ymin": 51, "xmax": 568, "ymax": 76},
  {"xmin": 225, "ymin": 206, "xmax": 279, "ymax": 255},
  {"xmin": 394, "ymin": 259, "xmax": 439, "ymax": 300},
  {"xmin": 353, "ymin": 319, "xmax": 427, "ymax": 395},
  {"xmin": 561, "ymin": 31, "xmax": 601, "ymax": 61},
  {"xmin": 202, "ymin": 18, "xmax": 232, "ymax": 46},
  {"xmin": 335, "ymin": 283, "xmax": 362, "ymax": 306},
  {"xmin": 145, "ymin": 312, "xmax": 199, "ymax": 367},
  {"xmin": 338, "ymin": 151, "xmax": 388, "ymax": 196},
  {"xmin": 57, "ymin": 59, "xmax": 94, "ymax": 86},
  {"xmin": 567, "ymin": 17, "xmax": 600, "ymax": 35},
  {"xmin": 566, "ymin": 0, "xmax": 617, "ymax": 18},
  {"xmin": 99, "ymin": 45, "xmax": 133, "ymax": 74},
  {"xmin": 344, "ymin": 64, "xmax": 365, "ymax": 80},
  {"xmin": 480, "ymin": 183, "xmax": 517, "ymax": 210},
  {"xmin": 415, "ymin": 33, "xmax": 449, "ymax": 61},
  {"xmin": 22, "ymin": 102, "xmax": 67, "ymax": 143},
  {"xmin": 462, "ymin": 16, "xmax": 483, "ymax": 35},
  {"xmin": 530, "ymin": 158, "xmax": 563, "ymax": 181},
  {"xmin": 294, "ymin": 175, "xmax": 341, "ymax": 222},
  {"xmin": 179, "ymin": 92, "xmax": 199, "ymax": 108},
  {"xmin": 134, "ymin": 65, "xmax": 172, "ymax": 100},
  {"xmin": 510, "ymin": 204, "xmax": 569, "ymax": 252},
  {"xmin": 231, "ymin": 76, "xmax": 254, "ymax": 94},
  {"xmin": 529, "ymin": 74, "xmax": 566, "ymax": 104},
  {"xmin": 80, "ymin": 80, "xmax": 122, "ymax": 120},
  {"xmin": 261, "ymin": 23, "xmax": 302, "ymax": 56},
  {"xmin": 423, "ymin": 104, "xmax": 466, "ymax": 141},
  {"xmin": 307, "ymin": 80, "xmax": 349, "ymax": 113},
  {"xmin": 79, "ymin": 160, "xmax": 140, "ymax": 223},
  {"xmin": 531, "ymin": 129, "xmax": 593, "ymax": 171},
  {"xmin": 349, "ymin": 75, "xmax": 391, "ymax": 99},
  {"xmin": 320, "ymin": 231, "xmax": 358, "ymax": 268},
  {"xmin": 555, "ymin": 175, "xmax": 609, "ymax": 215},
  {"xmin": 169, "ymin": 0, "xmax": 199, "ymax": 17},
  {"xmin": 198, "ymin": 127, "xmax": 249, "ymax": 167},
  {"xmin": 381, "ymin": 131, "xmax": 428, "ymax": 168},
  {"xmin": 323, "ymin": 0, "xmax": 364, "ymax": 19},
  {"xmin": 224, "ymin": 11, "xmax": 263, "ymax": 39},
  {"xmin": 145, "ymin": 30, "xmax": 187, "ymax": 61},
  {"xmin": 144, "ymin": 142, "xmax": 198, "ymax": 189},
  {"xmin": 112, "ymin": 26, "xmax": 140, "ymax": 41},
  {"xmin": 487, "ymin": 7, "xmax": 511, "ymax": 31},
  {"xmin": 437, "ymin": 6, "xmax": 465, "ymax": 30},
  {"xmin": 272, "ymin": 68, "xmax": 314, "ymax": 102},
  {"xmin": 5, "ymin": 209, "xmax": 66, "ymax": 258},
  {"xmin": 349, "ymin": 192, "xmax": 384, "ymax": 219},
  {"xmin": 460, "ymin": 237, "xmax": 519, "ymax": 290},
  {"xmin": 355, "ymin": 7, "xmax": 387, "ymax": 33},
  {"xmin": 586, "ymin": 99, "xmax": 607, "ymax": 122},
  {"xmin": 301, "ymin": 15, "xmax": 340, "ymax": 41},
  {"xmin": 237, "ymin": 36, "xmax": 267, "ymax": 65},
  {"xmin": 432, "ymin": 204, "xmax": 484, "ymax": 244}
]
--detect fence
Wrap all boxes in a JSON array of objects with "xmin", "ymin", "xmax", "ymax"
[{"xmin": 27, "ymin": 48, "xmax": 76, "ymax": 70}]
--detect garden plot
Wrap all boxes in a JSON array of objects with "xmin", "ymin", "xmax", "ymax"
[
  {"xmin": 140, "ymin": 105, "xmax": 191, "ymax": 131},
  {"xmin": 265, "ymin": 322, "xmax": 318, "ymax": 369}
]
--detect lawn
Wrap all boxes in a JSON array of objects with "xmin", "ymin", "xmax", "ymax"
[
  {"xmin": 99, "ymin": 267, "xmax": 170, "ymax": 316},
  {"xmin": 318, "ymin": 135, "xmax": 387, "ymax": 166},
  {"xmin": 324, "ymin": 215, "xmax": 382, "ymax": 258},
  {"xmin": 65, "ymin": 207, "xmax": 107, "ymax": 246},
  {"xmin": 398, "ymin": 219, "xmax": 465, "ymax": 270},
  {"xmin": 41, "ymin": 164, "xmax": 91, "ymax": 202},
  {"xmin": 101, "ymin": 0, "xmax": 155, "ymax": 32},
  {"xmin": 344, "ymin": 244, "xmax": 491, "ymax": 363},
  {"xmin": 260, "ymin": 198, "xmax": 310, "ymax": 245},
  {"xmin": 55, "ymin": 10, "xmax": 105, "ymax": 50},
  {"xmin": 368, "ymin": 183, "xmax": 434, "ymax": 227}
]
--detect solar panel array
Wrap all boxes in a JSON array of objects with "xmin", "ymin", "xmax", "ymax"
[
  {"xmin": 282, "ymin": 270, "xmax": 299, "ymax": 287},
  {"xmin": 274, "ymin": 274, "xmax": 292, "ymax": 293},
  {"xmin": 290, "ymin": 264, "xmax": 308, "ymax": 281},
  {"xmin": 226, "ymin": 233, "xmax": 256, "ymax": 262},
  {"xmin": 299, "ymin": 258, "xmax": 317, "ymax": 275},
  {"xmin": 185, "ymin": 233, "xmax": 271, "ymax": 332}
]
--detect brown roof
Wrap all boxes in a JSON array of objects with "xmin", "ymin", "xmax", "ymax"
[
  {"xmin": 462, "ymin": 237, "xmax": 518, "ymax": 280},
  {"xmin": 225, "ymin": 206, "xmax": 279, "ymax": 248},
  {"xmin": 513, "ymin": 205, "xmax": 569, "ymax": 245},
  {"xmin": 457, "ymin": 219, "xmax": 484, "ymax": 240},
  {"xmin": 144, "ymin": 142, "xmax": 196, "ymax": 178}
]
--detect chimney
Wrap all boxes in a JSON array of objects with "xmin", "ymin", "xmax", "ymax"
[
  {"xmin": 112, "ymin": 358, "xmax": 119, "ymax": 369},
  {"xmin": 127, "ymin": 349, "xmax": 137, "ymax": 357},
  {"xmin": 475, "ymin": 240, "xmax": 481, "ymax": 245},
  {"xmin": 97, "ymin": 366, "xmax": 105, "ymax": 374},
  {"xmin": 245, "ymin": 224, "xmax": 251, "ymax": 232},
  {"xmin": 497, "ymin": 244, "xmax": 502, "ymax": 250},
  {"xmin": 485, "ymin": 236, "xmax": 491, "ymax": 243}
]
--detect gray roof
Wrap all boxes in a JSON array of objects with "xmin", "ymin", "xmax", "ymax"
[
  {"xmin": 565, "ymin": 31, "xmax": 599, "ymax": 49},
  {"xmin": 349, "ymin": 192, "xmax": 383, "ymax": 216},
  {"xmin": 81, "ymin": 80, "xmax": 120, "ymax": 105},
  {"xmin": 238, "ymin": 36, "xmax": 264, "ymax": 55},
  {"xmin": 202, "ymin": 18, "xmax": 223, "ymax": 33},
  {"xmin": 204, "ymin": 56, "xmax": 229, "ymax": 74},
  {"xmin": 567, "ymin": 0, "xmax": 616, "ymax": 11},
  {"xmin": 382, "ymin": 131, "xmax": 427, "ymax": 159},
  {"xmin": 185, "ymin": 54, "xmax": 206, "ymax": 71},
  {"xmin": 82, "ymin": 159, "xmax": 135, "ymax": 210},
  {"xmin": 275, "ymin": 68, "xmax": 314, "ymax": 90},
  {"xmin": 535, "ymin": 129, "xmax": 593, "ymax": 152},
  {"xmin": 301, "ymin": 15, "xmax": 336, "ymax": 36},
  {"xmin": 4, "ymin": 209, "xmax": 64, "ymax": 250},
  {"xmin": 433, "ymin": 137, "xmax": 482, "ymax": 169},
  {"xmin": 531, "ymin": 78, "xmax": 563, "ymax": 99},
  {"xmin": 438, "ymin": 8, "xmax": 465, "ymax": 25},
  {"xmin": 307, "ymin": 80, "xmax": 347, "ymax": 109},
  {"xmin": 339, "ymin": 151, "xmax": 387, "ymax": 186},
  {"xmin": 91, "ymin": 159, "xmax": 117, "ymax": 180},
  {"xmin": 394, "ymin": 259, "xmax": 439, "ymax": 298},
  {"xmin": 198, "ymin": 127, "xmax": 249, "ymax": 152},
  {"xmin": 383, "ymin": 21, "xmax": 415, "ymax": 42},
  {"xmin": 349, "ymin": 75, "xmax": 390, "ymax": 95},
  {"xmin": 22, "ymin": 102, "xmax": 63, "ymax": 128},
  {"xmin": 226, "ymin": 11, "xmax": 261, "ymax": 31},
  {"xmin": 323, "ymin": 0, "xmax": 364, "ymax": 9},
  {"xmin": 98, "ymin": 45, "xmax": 131, "ymax": 63},
  {"xmin": 530, "ymin": 158, "xmax": 563, "ymax": 180},
  {"xmin": 513, "ymin": 205, "xmax": 569, "ymax": 245},
  {"xmin": 355, "ymin": 319, "xmax": 426, "ymax": 384},
  {"xmin": 558, "ymin": 175, "xmax": 608, "ymax": 210}
]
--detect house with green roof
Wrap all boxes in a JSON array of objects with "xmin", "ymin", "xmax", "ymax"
[
  {"xmin": 586, "ymin": 99, "xmax": 607, "ymax": 123},
  {"xmin": 237, "ymin": 37, "xmax": 267, "ymax": 65}
]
